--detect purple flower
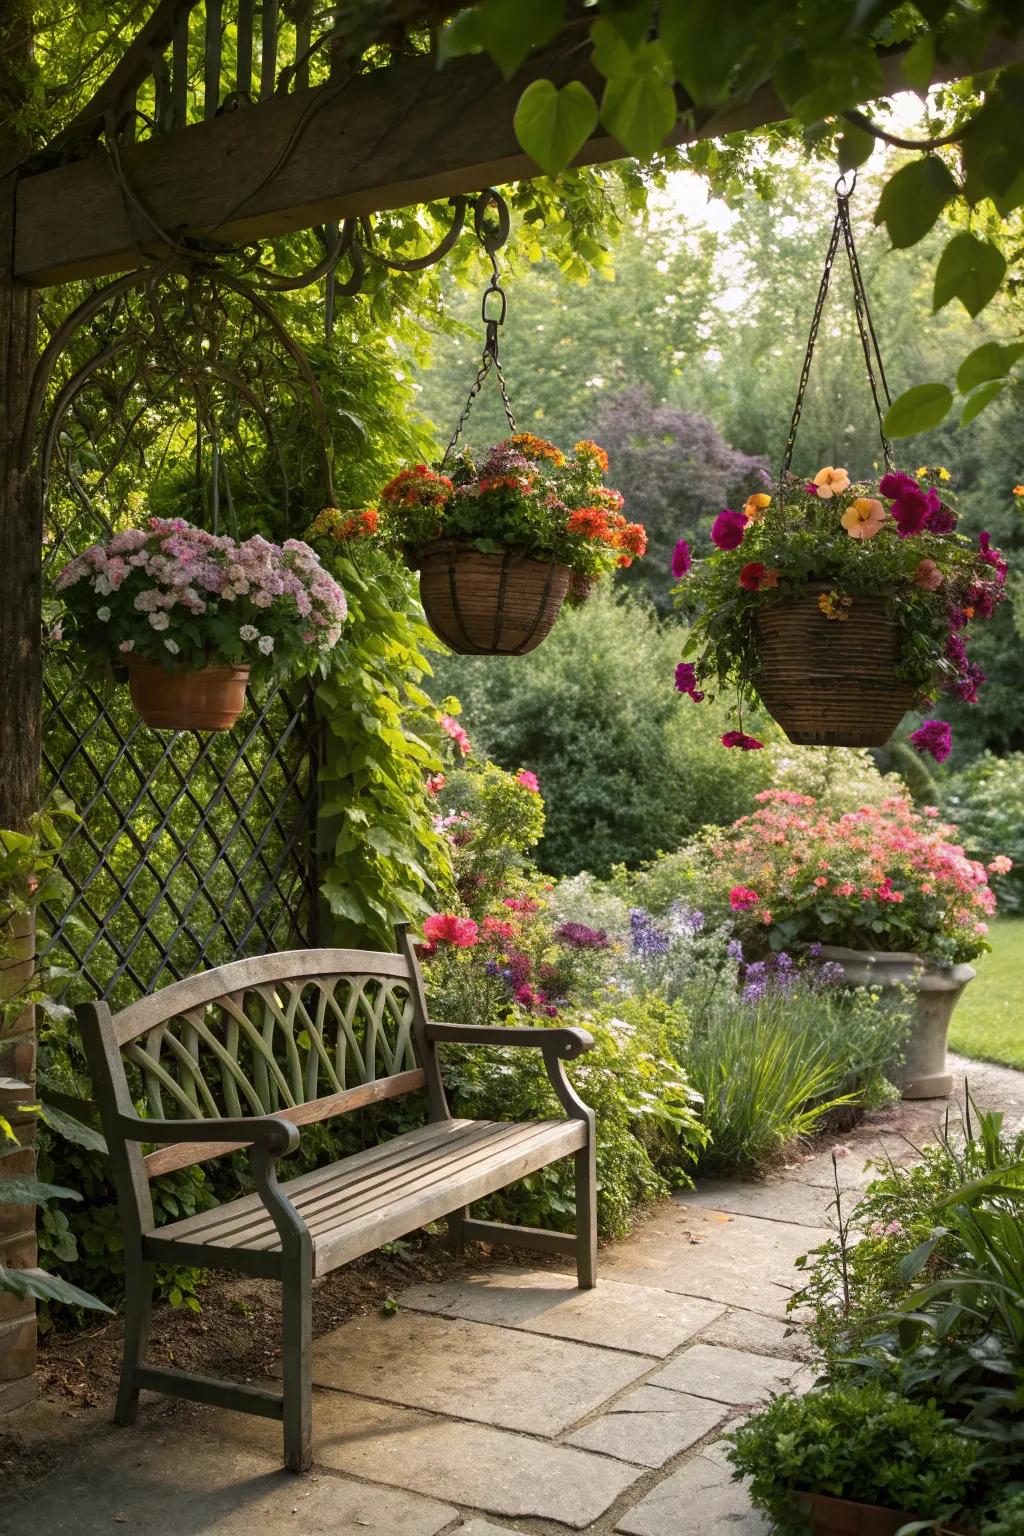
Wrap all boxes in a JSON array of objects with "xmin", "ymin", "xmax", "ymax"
[
  {"xmin": 671, "ymin": 538, "xmax": 692, "ymax": 579},
  {"xmin": 630, "ymin": 909, "xmax": 669, "ymax": 958},
  {"xmin": 979, "ymin": 531, "xmax": 1008, "ymax": 583},
  {"xmin": 710, "ymin": 509, "xmax": 747, "ymax": 551},
  {"xmin": 926, "ymin": 502, "xmax": 957, "ymax": 534},
  {"xmin": 726, "ymin": 938, "xmax": 744, "ymax": 962},
  {"xmin": 674, "ymin": 662, "xmax": 704, "ymax": 702},
  {"xmin": 909, "ymin": 719, "xmax": 952, "ymax": 764},
  {"xmin": 554, "ymin": 921, "xmax": 610, "ymax": 951}
]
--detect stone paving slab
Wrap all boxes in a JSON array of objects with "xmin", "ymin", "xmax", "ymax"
[
  {"xmin": 399, "ymin": 1267, "xmax": 726, "ymax": 1357},
  {"xmin": 615, "ymin": 1451, "xmax": 769, "ymax": 1536},
  {"xmin": 454, "ymin": 1522, "xmax": 524, "ymax": 1536},
  {"xmin": 5, "ymin": 1422, "xmax": 458, "ymax": 1536},
  {"xmin": 684, "ymin": 1177, "xmax": 836, "ymax": 1228},
  {"xmin": 565, "ymin": 1384, "xmax": 728, "ymax": 1468},
  {"xmin": 600, "ymin": 1201, "xmax": 826, "ymax": 1315},
  {"xmin": 700, "ymin": 1306, "xmax": 809, "ymax": 1361},
  {"xmin": 307, "ymin": 1311, "xmax": 656, "ymax": 1436},
  {"xmin": 209, "ymin": 1391, "xmax": 643, "ymax": 1528},
  {"xmin": 649, "ymin": 1342, "xmax": 802, "ymax": 1405}
]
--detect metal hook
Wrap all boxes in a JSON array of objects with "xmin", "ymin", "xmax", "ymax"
[{"xmin": 834, "ymin": 170, "xmax": 858, "ymax": 200}]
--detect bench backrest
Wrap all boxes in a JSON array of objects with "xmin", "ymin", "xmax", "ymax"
[{"xmin": 78, "ymin": 927, "xmax": 446, "ymax": 1188}]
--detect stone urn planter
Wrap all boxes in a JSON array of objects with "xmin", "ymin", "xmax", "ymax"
[
  {"xmin": 819, "ymin": 945, "xmax": 975, "ymax": 1099},
  {"xmin": 800, "ymin": 1492, "xmax": 975, "ymax": 1535}
]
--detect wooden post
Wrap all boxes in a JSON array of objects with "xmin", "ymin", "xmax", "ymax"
[{"xmin": 0, "ymin": 126, "xmax": 43, "ymax": 1409}]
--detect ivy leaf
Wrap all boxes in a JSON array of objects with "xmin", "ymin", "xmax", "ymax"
[
  {"xmin": 590, "ymin": 17, "xmax": 639, "ymax": 79},
  {"xmin": 437, "ymin": 1, "xmax": 565, "ymax": 78},
  {"xmin": 901, "ymin": 33, "xmax": 935, "ymax": 95},
  {"xmin": 596, "ymin": 0, "xmax": 652, "ymax": 49},
  {"xmin": 837, "ymin": 120, "xmax": 874, "ymax": 173},
  {"xmin": 933, "ymin": 232, "xmax": 1006, "ymax": 318},
  {"xmin": 883, "ymin": 382, "xmax": 953, "ymax": 438},
  {"xmin": 955, "ymin": 340, "xmax": 1024, "ymax": 394},
  {"xmin": 514, "ymin": 79, "xmax": 599, "ymax": 177},
  {"xmin": 874, "ymin": 157, "xmax": 957, "ymax": 249},
  {"xmin": 659, "ymin": 0, "xmax": 756, "ymax": 107},
  {"xmin": 960, "ymin": 380, "xmax": 1006, "ymax": 425},
  {"xmin": 599, "ymin": 44, "xmax": 677, "ymax": 160}
]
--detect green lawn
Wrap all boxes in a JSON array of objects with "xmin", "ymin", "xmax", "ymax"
[{"xmin": 948, "ymin": 918, "xmax": 1024, "ymax": 1071}]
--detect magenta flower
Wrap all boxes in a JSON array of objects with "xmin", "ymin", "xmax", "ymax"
[
  {"xmin": 879, "ymin": 471, "xmax": 918, "ymax": 499},
  {"xmin": 711, "ymin": 510, "xmax": 747, "ymax": 551},
  {"xmin": 729, "ymin": 885, "xmax": 761, "ymax": 912},
  {"xmin": 978, "ymin": 531, "xmax": 1008, "ymax": 583},
  {"xmin": 804, "ymin": 482, "xmax": 819, "ymax": 496},
  {"xmin": 671, "ymin": 538, "xmax": 692, "ymax": 579},
  {"xmin": 516, "ymin": 770, "xmax": 540, "ymax": 793},
  {"xmin": 926, "ymin": 502, "xmax": 957, "ymax": 534},
  {"xmin": 909, "ymin": 720, "xmax": 952, "ymax": 764},
  {"xmin": 721, "ymin": 731, "xmax": 764, "ymax": 751},
  {"xmin": 674, "ymin": 662, "xmax": 704, "ymax": 702},
  {"xmin": 889, "ymin": 485, "xmax": 938, "ymax": 538}
]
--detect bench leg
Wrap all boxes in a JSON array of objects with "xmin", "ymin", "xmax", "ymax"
[
  {"xmin": 575, "ymin": 1142, "xmax": 597, "ymax": 1290},
  {"xmin": 448, "ymin": 1205, "xmax": 467, "ymax": 1255},
  {"xmin": 281, "ymin": 1247, "xmax": 313, "ymax": 1473},
  {"xmin": 116, "ymin": 1257, "xmax": 154, "ymax": 1425}
]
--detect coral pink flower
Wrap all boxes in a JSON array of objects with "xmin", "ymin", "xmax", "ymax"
[
  {"xmin": 422, "ymin": 913, "xmax": 478, "ymax": 948},
  {"xmin": 840, "ymin": 497, "xmax": 885, "ymax": 540},
  {"xmin": 440, "ymin": 714, "xmax": 471, "ymax": 756},
  {"xmin": 989, "ymin": 855, "xmax": 1013, "ymax": 875},
  {"xmin": 729, "ymin": 886, "xmax": 760, "ymax": 911},
  {"xmin": 425, "ymin": 773, "xmax": 446, "ymax": 796},
  {"xmin": 812, "ymin": 466, "xmax": 851, "ymax": 499},
  {"xmin": 914, "ymin": 558, "xmax": 943, "ymax": 590}
]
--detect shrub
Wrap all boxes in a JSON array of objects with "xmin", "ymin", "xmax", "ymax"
[
  {"xmin": 941, "ymin": 752, "xmax": 1024, "ymax": 912},
  {"xmin": 440, "ymin": 996, "xmax": 705, "ymax": 1238},
  {"xmin": 689, "ymin": 790, "xmax": 1001, "ymax": 964},
  {"xmin": 431, "ymin": 585, "xmax": 774, "ymax": 876},
  {"xmin": 725, "ymin": 1383, "xmax": 978, "ymax": 1536},
  {"xmin": 762, "ymin": 743, "xmax": 905, "ymax": 813},
  {"xmin": 985, "ymin": 1491, "xmax": 1024, "ymax": 1535}
]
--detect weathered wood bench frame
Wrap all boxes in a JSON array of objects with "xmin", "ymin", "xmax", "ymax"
[{"xmin": 76, "ymin": 923, "xmax": 596, "ymax": 1471}]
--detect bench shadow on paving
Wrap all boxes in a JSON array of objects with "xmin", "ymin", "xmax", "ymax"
[{"xmin": 18, "ymin": 1064, "xmax": 1024, "ymax": 1536}]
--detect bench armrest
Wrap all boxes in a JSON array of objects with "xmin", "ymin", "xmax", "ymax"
[
  {"xmin": 425, "ymin": 1022, "xmax": 594, "ymax": 1059},
  {"xmin": 425, "ymin": 1021, "xmax": 595, "ymax": 1126},
  {"xmin": 116, "ymin": 1112, "xmax": 300, "ymax": 1156}
]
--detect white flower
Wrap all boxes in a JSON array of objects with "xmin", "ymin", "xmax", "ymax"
[
  {"xmin": 118, "ymin": 640, "xmax": 134, "ymax": 653},
  {"xmin": 94, "ymin": 574, "xmax": 114, "ymax": 596},
  {"xmin": 239, "ymin": 624, "xmax": 259, "ymax": 642},
  {"xmin": 148, "ymin": 611, "xmax": 170, "ymax": 631},
  {"xmin": 164, "ymin": 639, "xmax": 180, "ymax": 654},
  {"xmin": 257, "ymin": 635, "xmax": 274, "ymax": 655},
  {"xmin": 96, "ymin": 606, "xmax": 111, "ymax": 622}
]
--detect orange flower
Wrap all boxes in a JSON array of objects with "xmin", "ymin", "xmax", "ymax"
[
  {"xmin": 1014, "ymin": 485, "xmax": 1024, "ymax": 497},
  {"xmin": 508, "ymin": 432, "xmax": 564, "ymax": 466},
  {"xmin": 813, "ymin": 466, "xmax": 851, "ymax": 499},
  {"xmin": 742, "ymin": 492, "xmax": 772, "ymax": 521},
  {"xmin": 574, "ymin": 439, "xmax": 609, "ymax": 473},
  {"xmin": 840, "ymin": 497, "xmax": 885, "ymax": 540},
  {"xmin": 818, "ymin": 590, "xmax": 853, "ymax": 621}
]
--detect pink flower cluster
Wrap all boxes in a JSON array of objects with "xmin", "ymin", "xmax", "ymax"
[
  {"xmin": 55, "ymin": 518, "xmax": 346, "ymax": 670},
  {"xmin": 707, "ymin": 790, "xmax": 1002, "ymax": 963},
  {"xmin": 420, "ymin": 913, "xmax": 479, "ymax": 954},
  {"xmin": 440, "ymin": 714, "xmax": 472, "ymax": 757}
]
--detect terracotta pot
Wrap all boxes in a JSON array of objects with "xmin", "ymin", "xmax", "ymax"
[
  {"xmin": 125, "ymin": 658, "xmax": 250, "ymax": 732},
  {"xmin": 819, "ymin": 944, "xmax": 975, "ymax": 1100},
  {"xmin": 754, "ymin": 586, "xmax": 918, "ymax": 747},
  {"xmin": 799, "ymin": 1491, "xmax": 974, "ymax": 1535},
  {"xmin": 409, "ymin": 539, "xmax": 571, "ymax": 655}
]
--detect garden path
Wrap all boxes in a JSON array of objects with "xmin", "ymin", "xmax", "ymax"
[{"xmin": 7, "ymin": 1051, "xmax": 1024, "ymax": 1536}]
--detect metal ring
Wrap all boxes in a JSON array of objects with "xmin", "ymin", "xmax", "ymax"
[
  {"xmin": 481, "ymin": 283, "xmax": 507, "ymax": 326},
  {"xmin": 473, "ymin": 188, "xmax": 511, "ymax": 253},
  {"xmin": 834, "ymin": 170, "xmax": 857, "ymax": 198}
]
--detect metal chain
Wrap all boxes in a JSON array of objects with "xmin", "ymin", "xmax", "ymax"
[
  {"xmin": 780, "ymin": 172, "xmax": 894, "ymax": 493},
  {"xmin": 441, "ymin": 189, "xmax": 516, "ymax": 468}
]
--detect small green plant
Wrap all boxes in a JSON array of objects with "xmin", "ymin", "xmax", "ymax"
[
  {"xmin": 725, "ymin": 1383, "xmax": 978, "ymax": 1536},
  {"xmin": 984, "ymin": 1491, "xmax": 1024, "ymax": 1535}
]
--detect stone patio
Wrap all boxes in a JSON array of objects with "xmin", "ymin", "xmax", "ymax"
[{"xmin": 7, "ymin": 1053, "xmax": 1024, "ymax": 1536}]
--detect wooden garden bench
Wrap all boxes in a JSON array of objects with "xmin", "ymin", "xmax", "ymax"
[{"xmin": 76, "ymin": 923, "xmax": 597, "ymax": 1471}]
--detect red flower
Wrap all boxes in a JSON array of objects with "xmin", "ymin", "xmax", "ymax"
[
  {"xmin": 674, "ymin": 662, "xmax": 704, "ymax": 702},
  {"xmin": 738, "ymin": 562, "xmax": 779, "ymax": 592},
  {"xmin": 721, "ymin": 731, "xmax": 764, "ymax": 750},
  {"xmin": 729, "ymin": 886, "xmax": 761, "ymax": 911}
]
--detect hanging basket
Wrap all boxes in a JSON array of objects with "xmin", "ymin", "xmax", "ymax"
[
  {"xmin": 125, "ymin": 658, "xmax": 251, "ymax": 732},
  {"xmin": 409, "ymin": 539, "xmax": 571, "ymax": 656},
  {"xmin": 754, "ymin": 586, "xmax": 918, "ymax": 747}
]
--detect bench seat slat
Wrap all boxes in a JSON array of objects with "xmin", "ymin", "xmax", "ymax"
[{"xmin": 144, "ymin": 1117, "xmax": 586, "ymax": 1276}]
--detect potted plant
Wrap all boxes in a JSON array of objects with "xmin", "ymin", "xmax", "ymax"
[
  {"xmin": 692, "ymin": 791, "xmax": 1006, "ymax": 1097},
  {"xmin": 55, "ymin": 518, "xmax": 347, "ymax": 731},
  {"xmin": 375, "ymin": 435, "xmax": 647, "ymax": 655},
  {"xmin": 671, "ymin": 468, "xmax": 1007, "ymax": 748},
  {"xmin": 726, "ymin": 1383, "xmax": 979, "ymax": 1536}
]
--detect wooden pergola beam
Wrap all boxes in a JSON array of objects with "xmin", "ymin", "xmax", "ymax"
[{"xmin": 16, "ymin": 32, "xmax": 1024, "ymax": 289}]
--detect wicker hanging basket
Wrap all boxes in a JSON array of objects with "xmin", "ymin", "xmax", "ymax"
[
  {"xmin": 754, "ymin": 586, "xmax": 918, "ymax": 747},
  {"xmin": 410, "ymin": 539, "xmax": 571, "ymax": 656},
  {"xmin": 125, "ymin": 658, "xmax": 250, "ymax": 731}
]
